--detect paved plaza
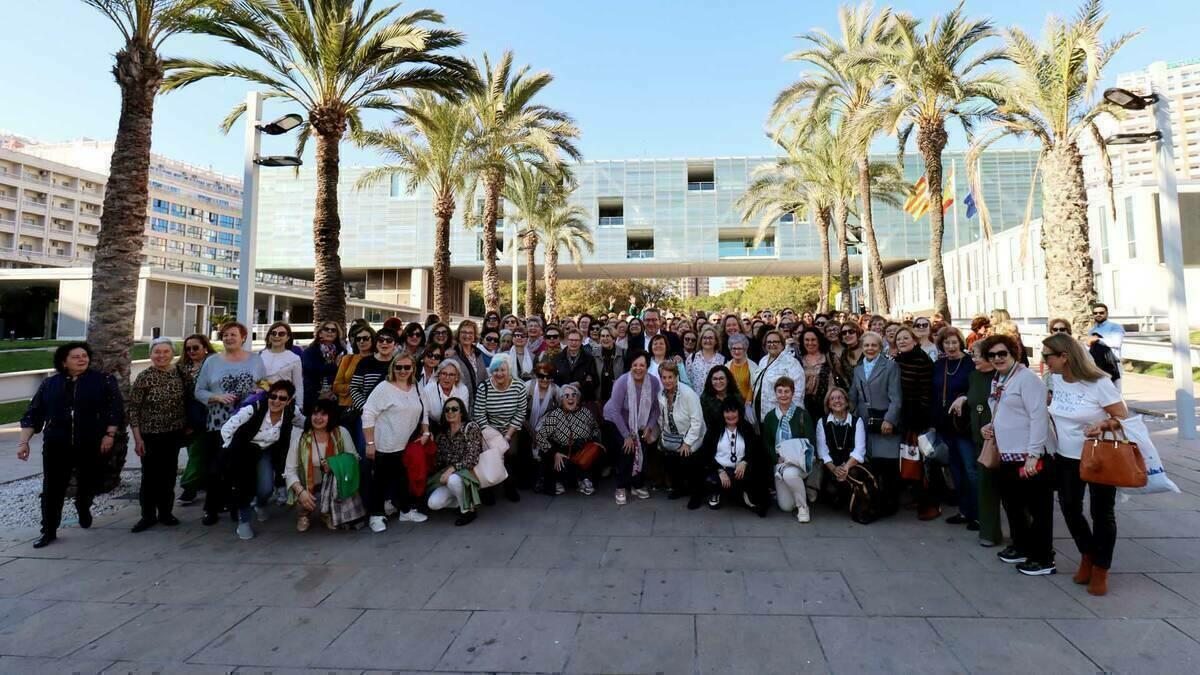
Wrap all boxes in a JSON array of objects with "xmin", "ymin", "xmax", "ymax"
[{"xmin": 0, "ymin": 376, "xmax": 1199, "ymax": 673}]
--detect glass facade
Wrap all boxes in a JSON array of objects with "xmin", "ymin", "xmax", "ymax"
[{"xmin": 255, "ymin": 149, "xmax": 1042, "ymax": 273}]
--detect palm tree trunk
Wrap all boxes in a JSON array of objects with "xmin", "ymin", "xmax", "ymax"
[
  {"xmin": 312, "ymin": 126, "xmax": 347, "ymax": 327},
  {"xmin": 432, "ymin": 192, "xmax": 454, "ymax": 322},
  {"xmin": 87, "ymin": 41, "xmax": 162, "ymax": 492},
  {"xmin": 524, "ymin": 231, "xmax": 538, "ymax": 317},
  {"xmin": 481, "ymin": 169, "xmax": 503, "ymax": 314},
  {"xmin": 543, "ymin": 244, "xmax": 559, "ymax": 321},
  {"xmin": 918, "ymin": 123, "xmax": 952, "ymax": 323},
  {"xmin": 857, "ymin": 155, "xmax": 890, "ymax": 314},
  {"xmin": 1041, "ymin": 142, "xmax": 1096, "ymax": 336},
  {"xmin": 834, "ymin": 201, "xmax": 851, "ymax": 311},
  {"xmin": 815, "ymin": 208, "xmax": 832, "ymax": 313}
]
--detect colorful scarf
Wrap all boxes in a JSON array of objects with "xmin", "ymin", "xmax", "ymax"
[{"xmin": 626, "ymin": 376, "xmax": 653, "ymax": 474}]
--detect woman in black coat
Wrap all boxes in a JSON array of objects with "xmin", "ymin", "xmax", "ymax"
[{"xmin": 692, "ymin": 397, "xmax": 769, "ymax": 515}]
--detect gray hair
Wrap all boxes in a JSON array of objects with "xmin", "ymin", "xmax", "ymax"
[
  {"xmin": 727, "ymin": 334, "xmax": 749, "ymax": 350},
  {"xmin": 435, "ymin": 359, "xmax": 462, "ymax": 377},
  {"xmin": 150, "ymin": 337, "xmax": 175, "ymax": 352}
]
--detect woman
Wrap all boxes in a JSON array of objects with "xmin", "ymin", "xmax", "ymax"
[
  {"xmin": 725, "ymin": 334, "xmax": 759, "ymax": 404},
  {"xmin": 696, "ymin": 398, "xmax": 769, "ymax": 515},
  {"xmin": 1044, "ymin": 332, "xmax": 1127, "ymax": 595},
  {"xmin": 816, "ymin": 387, "xmax": 867, "ymax": 509},
  {"xmin": 1047, "ymin": 317, "xmax": 1072, "ymax": 335},
  {"xmin": 422, "ymin": 358, "xmax": 470, "ymax": 431},
  {"xmin": 967, "ymin": 315, "xmax": 991, "ymax": 349},
  {"xmin": 720, "ymin": 314, "xmax": 745, "ymax": 359},
  {"xmin": 883, "ymin": 323, "xmax": 901, "ymax": 357},
  {"xmin": 932, "ymin": 327, "xmax": 978, "ymax": 529},
  {"xmin": 686, "ymin": 326, "xmax": 725, "ymax": 395},
  {"xmin": 482, "ymin": 311, "xmax": 502, "ymax": 334},
  {"xmin": 868, "ymin": 315, "xmax": 887, "ymax": 337},
  {"xmin": 362, "ymin": 352, "xmax": 431, "ymax": 533},
  {"xmin": 592, "ymin": 326, "xmax": 626, "ymax": 402},
  {"xmin": 219, "ymin": 380, "xmax": 303, "ymax": 540},
  {"xmin": 751, "ymin": 329, "xmax": 804, "ymax": 422},
  {"xmin": 128, "ymin": 338, "xmax": 189, "ymax": 533},
  {"xmin": 797, "ymin": 326, "xmax": 837, "ymax": 413},
  {"xmin": 680, "ymin": 329, "xmax": 699, "ymax": 361},
  {"xmin": 527, "ymin": 361, "xmax": 561, "ymax": 442},
  {"xmin": 993, "ymin": 320, "xmax": 1030, "ymax": 367},
  {"xmin": 657, "ymin": 362, "xmax": 707, "ymax": 502},
  {"xmin": 953, "ymin": 342, "xmax": 1003, "ymax": 547},
  {"xmin": 417, "ymin": 345, "xmax": 444, "ymax": 385},
  {"xmin": 647, "ymin": 334, "xmax": 691, "ymax": 389},
  {"xmin": 502, "ymin": 314, "xmax": 521, "ymax": 333},
  {"xmin": 195, "ymin": 322, "xmax": 265, "ymax": 527},
  {"xmin": 284, "ymin": 399, "xmax": 363, "ymax": 531},
  {"xmin": 18, "ymin": 342, "xmax": 123, "ymax": 548},
  {"xmin": 401, "ymin": 321, "xmax": 426, "ymax": 359},
  {"xmin": 336, "ymin": 325, "xmax": 375, "ymax": 411},
  {"xmin": 262, "ymin": 321, "xmax": 305, "ymax": 409},
  {"xmin": 850, "ymin": 331, "xmax": 902, "ymax": 517},
  {"xmin": 480, "ymin": 328, "xmax": 502, "ymax": 366},
  {"xmin": 508, "ymin": 326, "xmax": 535, "ymax": 382},
  {"xmin": 499, "ymin": 329, "xmax": 514, "ymax": 354},
  {"xmin": 615, "ymin": 319, "xmax": 630, "ymax": 350},
  {"xmin": 824, "ymin": 322, "xmax": 844, "ymax": 360},
  {"xmin": 913, "ymin": 317, "xmax": 940, "ymax": 361},
  {"xmin": 177, "ymin": 333, "xmax": 216, "ymax": 505},
  {"xmin": 893, "ymin": 326, "xmax": 938, "ymax": 520},
  {"xmin": 427, "ymin": 322, "xmax": 455, "ymax": 356},
  {"xmin": 452, "ymin": 320, "xmax": 488, "ymax": 407},
  {"xmin": 761, "ymin": 376, "xmax": 817, "ymax": 523},
  {"xmin": 536, "ymin": 384, "xmax": 602, "ymax": 497},
  {"xmin": 349, "ymin": 327, "xmax": 398, "ymax": 450},
  {"xmin": 979, "ymin": 334, "xmax": 1054, "ymax": 577},
  {"xmin": 801, "ymin": 311, "xmax": 815, "ymax": 328},
  {"xmin": 427, "ymin": 396, "xmax": 484, "ymax": 525},
  {"xmin": 301, "ymin": 320, "xmax": 345, "ymax": 413},
  {"xmin": 622, "ymin": 317, "xmax": 644, "ymax": 354},
  {"xmin": 603, "ymin": 352, "xmax": 662, "ymax": 505},
  {"xmin": 838, "ymin": 323, "xmax": 864, "ymax": 384},
  {"xmin": 472, "ymin": 354, "xmax": 528, "ymax": 502},
  {"xmin": 700, "ymin": 365, "xmax": 745, "ymax": 430}
]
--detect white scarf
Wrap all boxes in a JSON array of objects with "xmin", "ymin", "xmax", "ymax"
[{"xmin": 625, "ymin": 375, "xmax": 653, "ymax": 473}]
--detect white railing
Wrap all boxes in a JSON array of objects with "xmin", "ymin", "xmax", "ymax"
[{"xmin": 626, "ymin": 249, "xmax": 654, "ymax": 259}]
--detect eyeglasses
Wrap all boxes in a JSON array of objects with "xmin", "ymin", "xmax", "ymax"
[
  {"xmin": 513, "ymin": 332, "xmax": 526, "ymax": 338},
  {"xmin": 355, "ymin": 334, "xmax": 373, "ymax": 342},
  {"xmin": 269, "ymin": 330, "xmax": 288, "ymax": 338},
  {"xmin": 841, "ymin": 330, "xmax": 857, "ymax": 336},
  {"xmin": 683, "ymin": 336, "xmax": 697, "ymax": 343},
  {"xmin": 185, "ymin": 345, "xmax": 205, "ymax": 352},
  {"xmin": 319, "ymin": 326, "xmax": 337, "ymax": 334},
  {"xmin": 1092, "ymin": 311, "xmax": 1106, "ymax": 316},
  {"xmin": 376, "ymin": 337, "xmax": 396, "ymax": 344},
  {"xmin": 914, "ymin": 322, "xmax": 930, "ymax": 329},
  {"xmin": 546, "ymin": 334, "xmax": 561, "ymax": 340},
  {"xmin": 1041, "ymin": 352, "xmax": 1059, "ymax": 359},
  {"xmin": 268, "ymin": 394, "xmax": 291, "ymax": 402},
  {"xmin": 562, "ymin": 392, "xmax": 580, "ymax": 399},
  {"xmin": 394, "ymin": 364, "xmax": 413, "ymax": 371},
  {"xmin": 1051, "ymin": 326, "xmax": 1070, "ymax": 334},
  {"xmin": 444, "ymin": 405, "xmax": 462, "ymax": 414},
  {"xmin": 483, "ymin": 336, "xmax": 499, "ymax": 344},
  {"xmin": 765, "ymin": 340, "xmax": 782, "ymax": 346},
  {"xmin": 815, "ymin": 320, "xmax": 827, "ymax": 326},
  {"xmin": 433, "ymin": 329, "xmax": 449, "ymax": 336},
  {"xmin": 406, "ymin": 332, "xmax": 422, "ymax": 339},
  {"xmin": 425, "ymin": 353, "xmax": 443, "ymax": 361},
  {"xmin": 986, "ymin": 350, "xmax": 1010, "ymax": 360}
]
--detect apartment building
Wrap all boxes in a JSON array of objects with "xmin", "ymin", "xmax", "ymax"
[{"xmin": 0, "ymin": 143, "xmax": 104, "ymax": 269}]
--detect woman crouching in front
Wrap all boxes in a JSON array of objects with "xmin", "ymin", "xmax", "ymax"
[
  {"xmin": 697, "ymin": 398, "xmax": 769, "ymax": 516},
  {"xmin": 284, "ymin": 399, "xmax": 364, "ymax": 531},
  {"xmin": 428, "ymin": 396, "xmax": 483, "ymax": 526}
]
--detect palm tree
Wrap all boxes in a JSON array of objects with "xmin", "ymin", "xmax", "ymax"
[
  {"xmin": 163, "ymin": 0, "xmax": 471, "ymax": 326},
  {"xmin": 968, "ymin": 0, "xmax": 1137, "ymax": 335},
  {"xmin": 502, "ymin": 162, "xmax": 575, "ymax": 317},
  {"xmin": 539, "ymin": 202, "xmax": 594, "ymax": 321},
  {"xmin": 356, "ymin": 92, "xmax": 479, "ymax": 322},
  {"xmin": 463, "ymin": 51, "xmax": 581, "ymax": 314},
  {"xmin": 859, "ymin": 2, "xmax": 1007, "ymax": 322},
  {"xmin": 773, "ymin": 1, "xmax": 899, "ymax": 314},
  {"xmin": 82, "ymin": 0, "xmax": 205, "ymax": 489}
]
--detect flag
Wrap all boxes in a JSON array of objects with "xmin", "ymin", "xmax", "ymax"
[
  {"xmin": 903, "ymin": 176, "xmax": 930, "ymax": 221},
  {"xmin": 963, "ymin": 190, "xmax": 977, "ymax": 219},
  {"xmin": 941, "ymin": 167, "xmax": 955, "ymax": 213}
]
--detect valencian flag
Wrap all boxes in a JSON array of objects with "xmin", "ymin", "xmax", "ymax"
[
  {"xmin": 902, "ymin": 169, "xmax": 955, "ymax": 221},
  {"xmin": 963, "ymin": 190, "xmax": 978, "ymax": 219}
]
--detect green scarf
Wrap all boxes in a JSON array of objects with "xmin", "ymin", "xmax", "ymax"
[{"xmin": 425, "ymin": 468, "xmax": 482, "ymax": 513}]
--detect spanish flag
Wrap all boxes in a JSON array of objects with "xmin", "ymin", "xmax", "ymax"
[{"xmin": 902, "ymin": 170, "xmax": 954, "ymax": 221}]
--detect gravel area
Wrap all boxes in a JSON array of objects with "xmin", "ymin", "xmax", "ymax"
[{"xmin": 0, "ymin": 470, "xmax": 140, "ymax": 530}]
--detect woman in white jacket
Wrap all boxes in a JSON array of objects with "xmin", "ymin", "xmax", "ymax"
[
  {"xmin": 362, "ymin": 352, "xmax": 430, "ymax": 533},
  {"xmin": 751, "ymin": 329, "xmax": 804, "ymax": 421},
  {"xmin": 421, "ymin": 359, "xmax": 470, "ymax": 431},
  {"xmin": 657, "ymin": 362, "xmax": 707, "ymax": 501},
  {"xmin": 261, "ymin": 321, "xmax": 305, "ymax": 406}
]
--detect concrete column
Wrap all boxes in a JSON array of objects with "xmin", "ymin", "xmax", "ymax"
[
  {"xmin": 267, "ymin": 293, "xmax": 277, "ymax": 324},
  {"xmin": 410, "ymin": 268, "xmax": 431, "ymax": 313},
  {"xmin": 461, "ymin": 281, "xmax": 471, "ymax": 320}
]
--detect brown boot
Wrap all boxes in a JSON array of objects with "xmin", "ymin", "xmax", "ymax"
[
  {"xmin": 917, "ymin": 505, "xmax": 942, "ymax": 521},
  {"xmin": 1087, "ymin": 566, "xmax": 1109, "ymax": 596},
  {"xmin": 1073, "ymin": 554, "xmax": 1093, "ymax": 585}
]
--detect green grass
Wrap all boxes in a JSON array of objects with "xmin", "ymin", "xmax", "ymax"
[
  {"xmin": 1125, "ymin": 359, "xmax": 1200, "ymax": 383},
  {"xmin": 1191, "ymin": 330, "xmax": 1200, "ymax": 346},
  {"xmin": 0, "ymin": 339, "xmax": 69, "ymax": 350},
  {"xmin": 0, "ymin": 400, "xmax": 29, "ymax": 424},
  {"xmin": 0, "ymin": 342, "xmax": 163, "ymax": 374}
]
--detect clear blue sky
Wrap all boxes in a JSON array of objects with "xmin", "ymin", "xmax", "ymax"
[{"xmin": 1, "ymin": 0, "xmax": 1194, "ymax": 176}]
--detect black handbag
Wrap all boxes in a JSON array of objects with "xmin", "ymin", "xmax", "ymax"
[{"xmin": 866, "ymin": 409, "xmax": 889, "ymax": 434}]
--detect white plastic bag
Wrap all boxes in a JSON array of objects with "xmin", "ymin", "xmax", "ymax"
[
  {"xmin": 1118, "ymin": 415, "xmax": 1180, "ymax": 495},
  {"xmin": 777, "ymin": 438, "xmax": 815, "ymax": 477}
]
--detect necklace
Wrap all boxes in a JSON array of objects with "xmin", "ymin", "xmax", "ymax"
[{"xmin": 945, "ymin": 356, "xmax": 964, "ymax": 377}]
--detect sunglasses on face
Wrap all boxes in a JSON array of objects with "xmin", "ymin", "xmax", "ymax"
[
  {"xmin": 269, "ymin": 330, "xmax": 288, "ymax": 338},
  {"xmin": 1051, "ymin": 326, "xmax": 1070, "ymax": 333},
  {"xmin": 434, "ymin": 329, "xmax": 449, "ymax": 336},
  {"xmin": 394, "ymin": 364, "xmax": 413, "ymax": 371},
  {"xmin": 186, "ymin": 345, "xmax": 205, "ymax": 352},
  {"xmin": 513, "ymin": 332, "xmax": 525, "ymax": 338},
  {"xmin": 355, "ymin": 334, "xmax": 373, "ymax": 342},
  {"xmin": 377, "ymin": 337, "xmax": 396, "ymax": 344},
  {"xmin": 683, "ymin": 336, "xmax": 697, "ymax": 343},
  {"xmin": 546, "ymin": 335, "xmax": 560, "ymax": 340},
  {"xmin": 815, "ymin": 320, "xmax": 827, "ymax": 326},
  {"xmin": 268, "ymin": 394, "xmax": 291, "ymax": 402},
  {"xmin": 536, "ymin": 373, "xmax": 552, "ymax": 380},
  {"xmin": 320, "ymin": 326, "xmax": 337, "ymax": 333},
  {"xmin": 444, "ymin": 405, "xmax": 461, "ymax": 414},
  {"xmin": 425, "ymin": 352, "xmax": 443, "ymax": 360},
  {"xmin": 765, "ymin": 340, "xmax": 782, "ymax": 346},
  {"xmin": 1041, "ymin": 352, "xmax": 1059, "ymax": 360},
  {"xmin": 914, "ymin": 322, "xmax": 930, "ymax": 329},
  {"xmin": 987, "ymin": 350, "xmax": 1010, "ymax": 360},
  {"xmin": 483, "ymin": 336, "xmax": 499, "ymax": 344},
  {"xmin": 841, "ymin": 330, "xmax": 856, "ymax": 336}
]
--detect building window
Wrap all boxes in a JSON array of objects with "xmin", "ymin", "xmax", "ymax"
[
  {"xmin": 1124, "ymin": 196, "xmax": 1137, "ymax": 259},
  {"xmin": 598, "ymin": 197, "xmax": 623, "ymax": 226},
  {"xmin": 152, "ymin": 199, "xmax": 169, "ymax": 214},
  {"xmin": 1097, "ymin": 207, "xmax": 1109, "ymax": 264},
  {"xmin": 686, "ymin": 163, "xmax": 715, "ymax": 191}
]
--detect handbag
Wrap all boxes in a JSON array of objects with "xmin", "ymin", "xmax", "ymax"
[
  {"xmin": 659, "ymin": 391, "xmax": 685, "ymax": 451},
  {"xmin": 978, "ymin": 437, "xmax": 1000, "ymax": 469},
  {"xmin": 917, "ymin": 429, "xmax": 950, "ymax": 465},
  {"xmin": 847, "ymin": 464, "xmax": 880, "ymax": 524},
  {"xmin": 402, "ymin": 437, "xmax": 438, "ymax": 497},
  {"xmin": 1081, "ymin": 428, "xmax": 1148, "ymax": 488},
  {"xmin": 899, "ymin": 432, "xmax": 924, "ymax": 481},
  {"xmin": 480, "ymin": 425, "xmax": 510, "ymax": 454},
  {"xmin": 777, "ymin": 438, "xmax": 815, "ymax": 477},
  {"xmin": 570, "ymin": 441, "xmax": 604, "ymax": 471}
]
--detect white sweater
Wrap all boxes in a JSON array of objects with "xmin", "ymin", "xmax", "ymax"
[
  {"xmin": 362, "ymin": 382, "xmax": 428, "ymax": 453},
  {"xmin": 260, "ymin": 349, "xmax": 304, "ymax": 405},
  {"xmin": 657, "ymin": 385, "xmax": 706, "ymax": 447},
  {"xmin": 753, "ymin": 351, "xmax": 805, "ymax": 420}
]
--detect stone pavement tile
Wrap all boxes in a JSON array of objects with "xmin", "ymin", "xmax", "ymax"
[
  {"xmin": 696, "ymin": 614, "xmax": 826, "ymax": 675},
  {"xmin": 116, "ymin": 562, "xmax": 249, "ymax": 605},
  {"xmin": 730, "ymin": 509, "xmax": 819, "ymax": 537},
  {"xmin": 164, "ymin": 529, "xmax": 346, "ymax": 565},
  {"xmin": 438, "ymin": 610, "xmax": 578, "ymax": 673},
  {"xmin": 1118, "ymin": 490, "xmax": 1200, "ymax": 511},
  {"xmin": 0, "ymin": 557, "xmax": 89, "ymax": 597},
  {"xmin": 101, "ymin": 662, "xmax": 234, "ymax": 674},
  {"xmin": 570, "ymin": 505, "xmax": 655, "ymax": 536},
  {"xmin": 1049, "ymin": 573, "xmax": 1200, "ymax": 618},
  {"xmin": 75, "ymin": 604, "xmax": 254, "ymax": 663},
  {"xmin": 565, "ymin": 613, "xmax": 694, "ymax": 675},
  {"xmin": 929, "ymin": 618, "xmax": 1098, "ymax": 674},
  {"xmin": 1049, "ymin": 618, "xmax": 1200, "ymax": 673},
  {"xmin": 222, "ymin": 564, "xmax": 354, "ymax": 608},
  {"xmin": 507, "ymin": 535, "xmax": 609, "ymax": 569},
  {"xmin": 324, "ymin": 530, "xmax": 442, "ymax": 566},
  {"xmin": 1151, "ymin": 573, "xmax": 1200, "ymax": 605},
  {"xmin": 1119, "ymin": 510, "xmax": 1200, "ymax": 538},
  {"xmin": 312, "ymin": 609, "xmax": 470, "ymax": 671},
  {"xmin": 232, "ymin": 668, "xmax": 359, "ymax": 674},
  {"xmin": 650, "ymin": 506, "xmax": 735, "ymax": 536},
  {"xmin": 189, "ymin": 606, "xmax": 363, "ymax": 668},
  {"xmin": 600, "ymin": 536, "xmax": 695, "ymax": 569},
  {"xmin": 0, "ymin": 601, "xmax": 149, "ymax": 657},
  {"xmin": 425, "ymin": 567, "xmax": 548, "ymax": 611},
  {"xmin": 811, "ymin": 511, "xmax": 935, "ymax": 539},
  {"xmin": 640, "ymin": 569, "xmax": 747, "ymax": 613},
  {"xmin": 0, "ymin": 655, "xmax": 114, "ymax": 674},
  {"xmin": 812, "ymin": 616, "xmax": 964, "ymax": 674},
  {"xmin": 0, "ymin": 597, "xmax": 54, "ymax": 631},
  {"xmin": 319, "ymin": 566, "xmax": 451, "ymax": 610},
  {"xmin": 1055, "ymin": 538, "xmax": 1183, "ymax": 573},
  {"xmin": 945, "ymin": 571, "xmax": 1093, "ymax": 618},
  {"xmin": 742, "ymin": 570, "xmax": 861, "ymax": 616},
  {"xmin": 694, "ymin": 536, "xmax": 789, "ymax": 570},
  {"xmin": 868, "ymin": 535, "xmax": 991, "ymax": 572},
  {"xmin": 1137, "ymin": 538, "xmax": 1200, "ymax": 571},
  {"xmin": 842, "ymin": 571, "xmax": 977, "ymax": 617},
  {"xmin": 462, "ymin": 505, "xmax": 580, "ymax": 536},
  {"xmin": 75, "ymin": 528, "xmax": 209, "ymax": 562},
  {"xmin": 530, "ymin": 568, "xmax": 643, "ymax": 613},
  {"xmin": 781, "ymin": 536, "xmax": 889, "ymax": 572},
  {"xmin": 1169, "ymin": 617, "xmax": 1200, "ymax": 641},
  {"xmin": 419, "ymin": 534, "xmax": 527, "ymax": 568},
  {"xmin": 10, "ymin": 530, "xmax": 106, "ymax": 560},
  {"xmin": 27, "ymin": 559, "xmax": 180, "ymax": 603}
]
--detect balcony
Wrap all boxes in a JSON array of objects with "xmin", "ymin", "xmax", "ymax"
[
  {"xmin": 0, "ymin": 218, "xmax": 15, "ymax": 232},
  {"xmin": 626, "ymin": 249, "xmax": 654, "ymax": 260},
  {"xmin": 686, "ymin": 181, "xmax": 716, "ymax": 191},
  {"xmin": 718, "ymin": 243, "xmax": 777, "ymax": 258},
  {"xmin": 21, "ymin": 222, "xmax": 45, "ymax": 234},
  {"xmin": 22, "ymin": 172, "xmax": 51, "ymax": 185},
  {"xmin": 598, "ymin": 216, "xmax": 624, "ymax": 226},
  {"xmin": 0, "ymin": 193, "xmax": 15, "ymax": 204}
]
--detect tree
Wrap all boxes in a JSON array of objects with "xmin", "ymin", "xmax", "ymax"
[
  {"xmin": 773, "ymin": 1, "xmax": 900, "ymax": 313},
  {"xmin": 356, "ymin": 91, "xmax": 479, "ymax": 322},
  {"xmin": 860, "ymin": 2, "xmax": 1007, "ymax": 322},
  {"xmin": 539, "ymin": 202, "xmax": 593, "ymax": 321},
  {"xmin": 463, "ymin": 52, "xmax": 581, "ymax": 314},
  {"xmin": 555, "ymin": 279, "xmax": 675, "ymax": 317},
  {"xmin": 740, "ymin": 276, "xmax": 829, "ymax": 313},
  {"xmin": 82, "ymin": 0, "xmax": 206, "ymax": 490},
  {"xmin": 164, "ymin": 0, "xmax": 471, "ymax": 327},
  {"xmin": 968, "ymin": 0, "xmax": 1136, "ymax": 336},
  {"xmin": 502, "ymin": 162, "xmax": 577, "ymax": 318}
]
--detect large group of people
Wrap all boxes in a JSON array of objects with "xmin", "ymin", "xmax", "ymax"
[{"xmin": 16, "ymin": 301, "xmax": 1135, "ymax": 595}]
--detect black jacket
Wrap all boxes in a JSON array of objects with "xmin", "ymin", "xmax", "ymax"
[
  {"xmin": 553, "ymin": 349, "xmax": 599, "ymax": 401},
  {"xmin": 625, "ymin": 330, "xmax": 683, "ymax": 366},
  {"xmin": 22, "ymin": 370, "xmax": 124, "ymax": 447},
  {"xmin": 1089, "ymin": 340, "xmax": 1122, "ymax": 382},
  {"xmin": 697, "ymin": 418, "xmax": 771, "ymax": 500},
  {"xmin": 228, "ymin": 400, "xmax": 298, "ymax": 458}
]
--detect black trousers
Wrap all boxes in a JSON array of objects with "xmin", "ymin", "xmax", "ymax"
[
  {"xmin": 540, "ymin": 446, "xmax": 586, "ymax": 488},
  {"xmin": 868, "ymin": 457, "xmax": 901, "ymax": 517},
  {"xmin": 1057, "ymin": 456, "xmax": 1118, "ymax": 569},
  {"xmin": 604, "ymin": 421, "xmax": 648, "ymax": 490},
  {"xmin": 995, "ymin": 460, "xmax": 1056, "ymax": 563},
  {"xmin": 369, "ymin": 451, "xmax": 412, "ymax": 516},
  {"xmin": 139, "ymin": 431, "xmax": 182, "ymax": 521},
  {"xmin": 40, "ymin": 440, "xmax": 101, "ymax": 535},
  {"xmin": 663, "ymin": 448, "xmax": 705, "ymax": 494},
  {"xmin": 203, "ymin": 430, "xmax": 229, "ymax": 516}
]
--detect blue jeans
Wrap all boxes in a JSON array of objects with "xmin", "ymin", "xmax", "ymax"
[
  {"xmin": 941, "ymin": 431, "xmax": 979, "ymax": 520},
  {"xmin": 244, "ymin": 451, "xmax": 274, "ymax": 522}
]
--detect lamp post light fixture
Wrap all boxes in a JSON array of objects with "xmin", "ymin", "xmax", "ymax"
[
  {"xmin": 1102, "ymin": 87, "xmax": 1157, "ymax": 111},
  {"xmin": 1104, "ymin": 131, "xmax": 1163, "ymax": 146},
  {"xmin": 256, "ymin": 113, "xmax": 304, "ymax": 136},
  {"xmin": 253, "ymin": 155, "xmax": 304, "ymax": 168}
]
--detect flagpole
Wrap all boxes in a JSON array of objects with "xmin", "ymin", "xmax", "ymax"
[{"xmin": 952, "ymin": 159, "xmax": 960, "ymax": 320}]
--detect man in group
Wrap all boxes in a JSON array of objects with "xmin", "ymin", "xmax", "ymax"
[
  {"xmin": 554, "ymin": 330, "xmax": 599, "ymax": 401},
  {"xmin": 639, "ymin": 307, "xmax": 683, "ymax": 357},
  {"xmin": 1090, "ymin": 303, "xmax": 1125, "ymax": 361}
]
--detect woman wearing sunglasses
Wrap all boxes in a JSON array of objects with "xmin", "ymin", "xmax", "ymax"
[
  {"xmin": 417, "ymin": 345, "xmax": 444, "ymax": 385},
  {"xmin": 362, "ymin": 352, "xmax": 430, "ymax": 533},
  {"xmin": 507, "ymin": 327, "xmax": 535, "ymax": 381},
  {"xmin": 261, "ymin": 321, "xmax": 304, "ymax": 503},
  {"xmin": 301, "ymin": 320, "xmax": 346, "ymax": 414},
  {"xmin": 401, "ymin": 321, "xmax": 426, "ymax": 359},
  {"xmin": 176, "ymin": 333, "xmax": 216, "ymax": 505},
  {"xmin": 427, "ymin": 396, "xmax": 484, "ymax": 526},
  {"xmin": 536, "ymin": 383, "xmax": 602, "ymax": 496}
]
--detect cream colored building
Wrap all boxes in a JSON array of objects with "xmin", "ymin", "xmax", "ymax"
[{"xmin": 0, "ymin": 142, "xmax": 104, "ymax": 269}]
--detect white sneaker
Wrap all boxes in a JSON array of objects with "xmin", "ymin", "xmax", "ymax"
[
  {"xmin": 273, "ymin": 486, "xmax": 288, "ymax": 505},
  {"xmin": 796, "ymin": 503, "xmax": 811, "ymax": 524},
  {"xmin": 615, "ymin": 489, "xmax": 627, "ymax": 505},
  {"xmin": 383, "ymin": 500, "xmax": 398, "ymax": 517},
  {"xmin": 578, "ymin": 479, "xmax": 595, "ymax": 496},
  {"xmin": 632, "ymin": 487, "xmax": 651, "ymax": 500},
  {"xmin": 255, "ymin": 506, "xmax": 269, "ymax": 523},
  {"xmin": 236, "ymin": 522, "xmax": 254, "ymax": 540},
  {"xmin": 398, "ymin": 509, "xmax": 428, "ymax": 523},
  {"xmin": 555, "ymin": 482, "xmax": 566, "ymax": 495},
  {"xmin": 369, "ymin": 515, "xmax": 387, "ymax": 533}
]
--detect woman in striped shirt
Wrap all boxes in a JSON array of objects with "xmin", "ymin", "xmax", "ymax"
[{"xmin": 473, "ymin": 354, "xmax": 528, "ymax": 502}]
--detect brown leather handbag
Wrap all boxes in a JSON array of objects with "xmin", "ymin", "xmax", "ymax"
[{"xmin": 1081, "ymin": 429, "xmax": 1148, "ymax": 488}]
